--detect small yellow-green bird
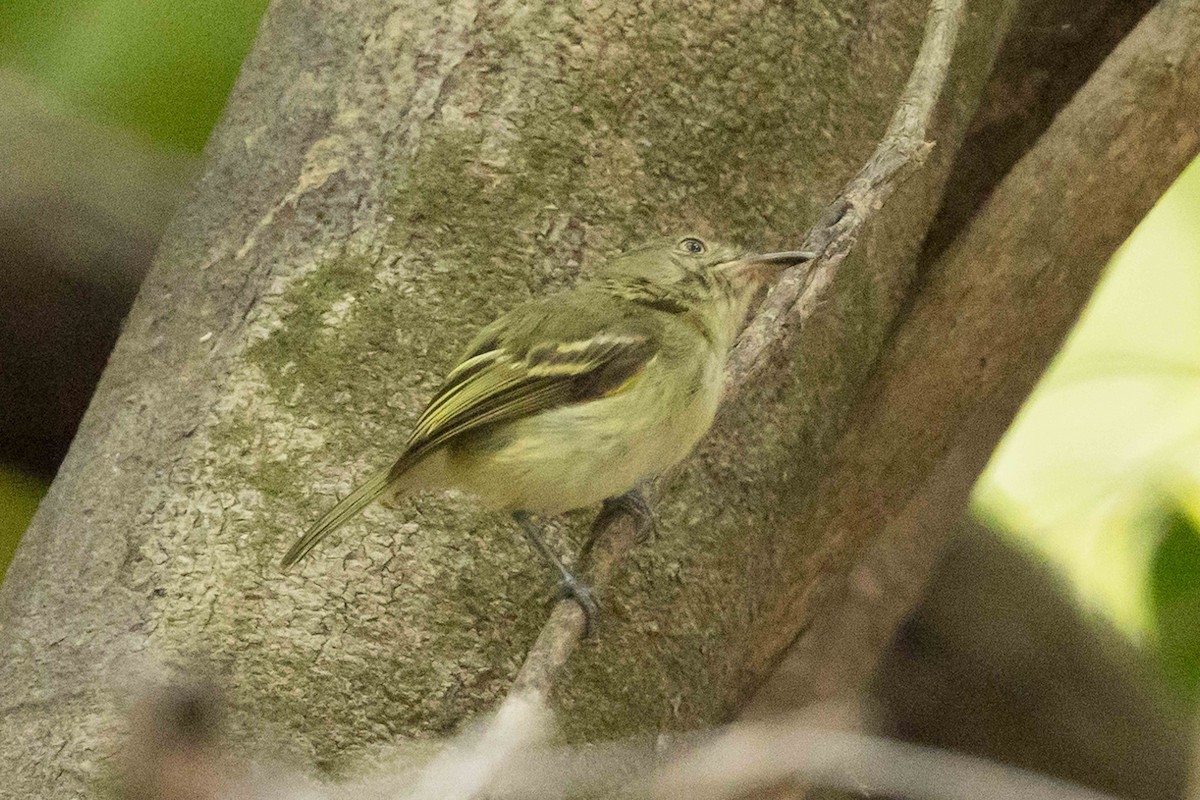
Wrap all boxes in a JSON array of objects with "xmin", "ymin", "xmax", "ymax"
[{"xmin": 281, "ymin": 235, "xmax": 810, "ymax": 617}]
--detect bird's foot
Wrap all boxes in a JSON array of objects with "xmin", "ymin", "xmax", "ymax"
[
  {"xmin": 557, "ymin": 576, "xmax": 599, "ymax": 637},
  {"xmin": 514, "ymin": 511, "xmax": 600, "ymax": 636},
  {"xmin": 590, "ymin": 488, "xmax": 656, "ymax": 550}
]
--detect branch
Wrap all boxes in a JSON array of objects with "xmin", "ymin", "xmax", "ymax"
[
  {"xmin": 744, "ymin": 0, "xmax": 1200, "ymax": 674},
  {"xmin": 415, "ymin": 718, "xmax": 1131, "ymax": 800},
  {"xmin": 728, "ymin": 0, "xmax": 962, "ymax": 385},
  {"xmin": 505, "ymin": 0, "xmax": 966, "ymax": 709},
  {"xmin": 118, "ymin": 692, "xmax": 1129, "ymax": 800},
  {"xmin": 641, "ymin": 721, "xmax": 1122, "ymax": 800}
]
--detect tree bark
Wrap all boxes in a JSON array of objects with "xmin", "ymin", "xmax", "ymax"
[
  {"xmin": 737, "ymin": 0, "xmax": 1200, "ymax": 715},
  {"xmin": 2, "ymin": 0, "xmax": 1196, "ymax": 795},
  {"xmin": 742, "ymin": 0, "xmax": 1200, "ymax": 731}
]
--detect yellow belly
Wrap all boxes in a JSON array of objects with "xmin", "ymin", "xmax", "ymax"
[{"xmin": 436, "ymin": 353, "xmax": 721, "ymax": 513}]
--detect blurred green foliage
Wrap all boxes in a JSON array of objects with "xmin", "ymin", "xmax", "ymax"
[
  {"xmin": 0, "ymin": 466, "xmax": 46, "ymax": 575},
  {"xmin": 0, "ymin": 0, "xmax": 268, "ymax": 151},
  {"xmin": 1149, "ymin": 507, "xmax": 1200, "ymax": 700},
  {"xmin": 976, "ymin": 156, "xmax": 1200, "ymax": 642}
]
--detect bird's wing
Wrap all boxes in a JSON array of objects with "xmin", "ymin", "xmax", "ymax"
[
  {"xmin": 398, "ymin": 329, "xmax": 659, "ymax": 468},
  {"xmin": 281, "ymin": 330, "xmax": 656, "ymax": 570}
]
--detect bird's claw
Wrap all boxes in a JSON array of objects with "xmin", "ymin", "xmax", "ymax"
[
  {"xmin": 597, "ymin": 488, "xmax": 656, "ymax": 544},
  {"xmin": 557, "ymin": 578, "xmax": 599, "ymax": 637}
]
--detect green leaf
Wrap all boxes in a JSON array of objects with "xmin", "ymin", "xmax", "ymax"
[
  {"xmin": 1148, "ymin": 506, "xmax": 1200, "ymax": 701},
  {"xmin": 0, "ymin": 466, "xmax": 47, "ymax": 579},
  {"xmin": 2, "ymin": 0, "xmax": 269, "ymax": 152}
]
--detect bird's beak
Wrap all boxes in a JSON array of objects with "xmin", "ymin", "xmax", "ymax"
[{"xmin": 717, "ymin": 250, "xmax": 816, "ymax": 282}]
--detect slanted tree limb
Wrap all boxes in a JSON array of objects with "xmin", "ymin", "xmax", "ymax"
[{"xmin": 745, "ymin": 0, "xmax": 1200, "ymax": 709}]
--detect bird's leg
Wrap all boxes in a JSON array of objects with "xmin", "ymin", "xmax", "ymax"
[
  {"xmin": 513, "ymin": 512, "xmax": 599, "ymax": 635},
  {"xmin": 585, "ymin": 487, "xmax": 656, "ymax": 556}
]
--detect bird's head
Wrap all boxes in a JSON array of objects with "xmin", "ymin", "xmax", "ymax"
[
  {"xmin": 598, "ymin": 235, "xmax": 814, "ymax": 344},
  {"xmin": 601, "ymin": 235, "xmax": 812, "ymax": 290}
]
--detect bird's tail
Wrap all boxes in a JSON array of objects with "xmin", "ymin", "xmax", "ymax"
[{"xmin": 280, "ymin": 453, "xmax": 418, "ymax": 569}]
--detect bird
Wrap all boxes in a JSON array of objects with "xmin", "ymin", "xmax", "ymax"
[{"xmin": 281, "ymin": 235, "xmax": 811, "ymax": 622}]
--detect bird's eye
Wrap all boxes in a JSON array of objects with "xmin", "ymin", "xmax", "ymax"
[{"xmin": 681, "ymin": 237, "xmax": 707, "ymax": 254}]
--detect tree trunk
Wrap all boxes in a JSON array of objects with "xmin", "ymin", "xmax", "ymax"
[{"xmin": 2, "ymin": 0, "xmax": 1196, "ymax": 794}]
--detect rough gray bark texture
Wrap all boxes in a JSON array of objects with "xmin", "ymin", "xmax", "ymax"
[{"xmin": 1, "ymin": 0, "xmax": 1196, "ymax": 796}]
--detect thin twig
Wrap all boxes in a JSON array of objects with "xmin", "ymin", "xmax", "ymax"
[
  {"xmin": 506, "ymin": 0, "xmax": 966, "ymax": 708},
  {"xmin": 507, "ymin": 490, "xmax": 651, "ymax": 704},
  {"xmin": 385, "ymin": 713, "xmax": 1125, "ymax": 800},
  {"xmin": 729, "ymin": 0, "xmax": 961, "ymax": 386},
  {"xmin": 480, "ymin": 720, "xmax": 1125, "ymax": 800},
  {"xmin": 641, "ymin": 721, "xmax": 1123, "ymax": 800}
]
